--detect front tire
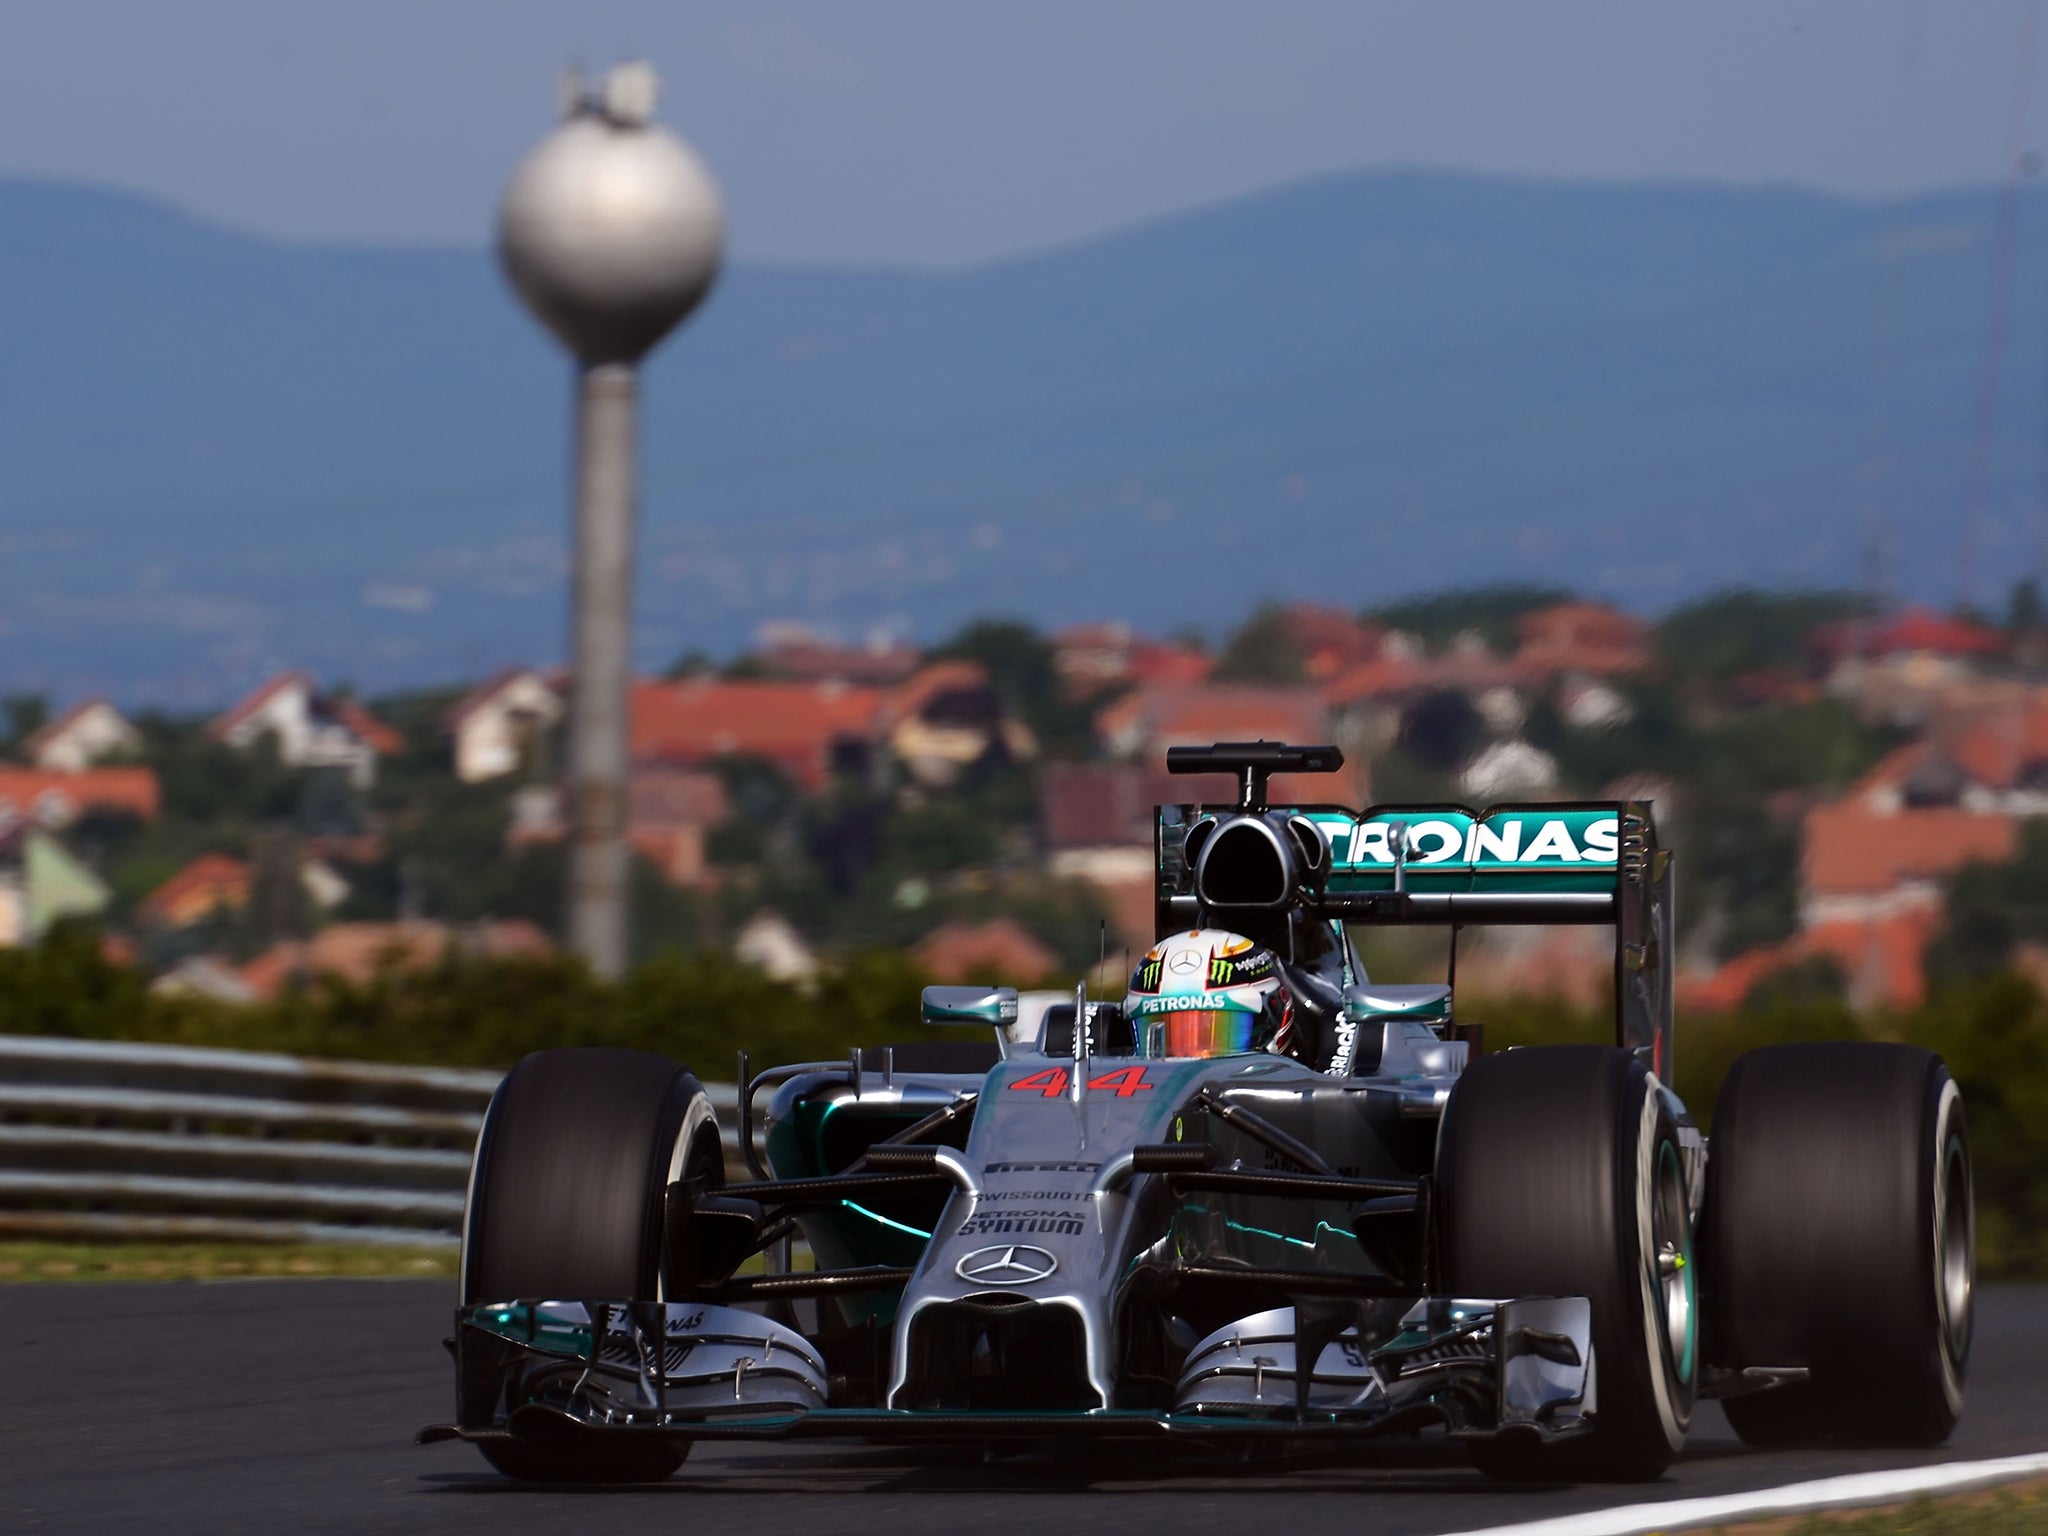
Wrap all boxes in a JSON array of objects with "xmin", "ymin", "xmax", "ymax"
[
  {"xmin": 1699, "ymin": 1043, "xmax": 1971, "ymax": 1447},
  {"xmin": 1438, "ymin": 1046, "xmax": 1696, "ymax": 1482},
  {"xmin": 460, "ymin": 1047, "xmax": 720, "ymax": 1483}
]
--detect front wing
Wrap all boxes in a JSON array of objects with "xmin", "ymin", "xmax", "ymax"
[{"xmin": 420, "ymin": 1293, "xmax": 1595, "ymax": 1452}]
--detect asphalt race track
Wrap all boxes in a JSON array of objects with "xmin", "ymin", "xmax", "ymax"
[{"xmin": 2, "ymin": 1281, "xmax": 2042, "ymax": 1536}]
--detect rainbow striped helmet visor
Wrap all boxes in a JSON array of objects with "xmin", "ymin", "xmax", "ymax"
[{"xmin": 1150, "ymin": 1007, "xmax": 1259, "ymax": 1059}]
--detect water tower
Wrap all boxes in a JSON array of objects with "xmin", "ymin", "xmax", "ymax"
[{"xmin": 499, "ymin": 62, "xmax": 724, "ymax": 978}]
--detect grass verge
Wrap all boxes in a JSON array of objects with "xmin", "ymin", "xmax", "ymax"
[
  {"xmin": 0, "ymin": 1240, "xmax": 456, "ymax": 1283},
  {"xmin": 1705, "ymin": 1477, "xmax": 2048, "ymax": 1535},
  {"xmin": 0, "ymin": 1240, "xmax": 801, "ymax": 1283}
]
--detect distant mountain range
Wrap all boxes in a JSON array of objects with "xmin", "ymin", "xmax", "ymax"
[{"xmin": 5, "ymin": 170, "xmax": 2048, "ymax": 706}]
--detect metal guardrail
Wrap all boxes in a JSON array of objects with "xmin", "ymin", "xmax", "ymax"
[{"xmin": 0, "ymin": 1036, "xmax": 741, "ymax": 1248}]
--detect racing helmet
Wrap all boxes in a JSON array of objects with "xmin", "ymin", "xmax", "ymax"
[{"xmin": 1125, "ymin": 929, "xmax": 1292, "ymax": 1059}]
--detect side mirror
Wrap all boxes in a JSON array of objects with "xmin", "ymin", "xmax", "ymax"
[
  {"xmin": 920, "ymin": 985, "xmax": 1019, "ymax": 1029},
  {"xmin": 1340, "ymin": 983, "xmax": 1452, "ymax": 1021}
]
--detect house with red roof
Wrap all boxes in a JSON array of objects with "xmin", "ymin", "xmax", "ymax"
[
  {"xmin": 443, "ymin": 668, "xmax": 563, "ymax": 784},
  {"xmin": 236, "ymin": 919, "xmax": 551, "ymax": 1000},
  {"xmin": 1512, "ymin": 602, "xmax": 1651, "ymax": 681},
  {"xmin": 1126, "ymin": 641, "xmax": 1214, "ymax": 689},
  {"xmin": 1799, "ymin": 802, "xmax": 2018, "ymax": 931},
  {"xmin": 1039, "ymin": 763, "xmax": 1170, "ymax": 881},
  {"xmin": 500, "ymin": 764, "xmax": 729, "ymax": 888},
  {"xmin": 1052, "ymin": 623, "xmax": 1138, "ymax": 693},
  {"xmin": 884, "ymin": 661, "xmax": 1037, "ymax": 787},
  {"xmin": 138, "ymin": 854, "xmax": 252, "ymax": 929},
  {"xmin": 751, "ymin": 624, "xmax": 921, "ymax": 687},
  {"xmin": 630, "ymin": 677, "xmax": 887, "ymax": 792},
  {"xmin": 630, "ymin": 662, "xmax": 1032, "ymax": 795},
  {"xmin": 1684, "ymin": 712, "xmax": 2036, "ymax": 1010},
  {"xmin": 1276, "ymin": 605, "xmax": 1390, "ymax": 683},
  {"xmin": 1036, "ymin": 761, "xmax": 1185, "ymax": 954},
  {"xmin": 913, "ymin": 917, "xmax": 1059, "ymax": 984},
  {"xmin": 209, "ymin": 673, "xmax": 402, "ymax": 788},
  {"xmin": 1820, "ymin": 607, "xmax": 2011, "ymax": 724},
  {"xmin": 21, "ymin": 700, "xmax": 141, "ymax": 772},
  {"xmin": 1322, "ymin": 655, "xmax": 1430, "ymax": 712},
  {"xmin": 1864, "ymin": 608, "xmax": 2005, "ymax": 663},
  {"xmin": 1678, "ymin": 818, "xmax": 1989, "ymax": 1012},
  {"xmin": 0, "ymin": 767, "xmax": 160, "ymax": 830},
  {"xmin": 1052, "ymin": 623, "xmax": 1211, "ymax": 697},
  {"xmin": 1318, "ymin": 625, "xmax": 1548, "ymax": 752},
  {"xmin": 1841, "ymin": 690, "xmax": 2048, "ymax": 819},
  {"xmin": 626, "ymin": 767, "xmax": 729, "ymax": 887}
]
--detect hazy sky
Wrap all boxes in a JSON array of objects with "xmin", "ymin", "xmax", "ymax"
[{"xmin": 6, "ymin": 1, "xmax": 2043, "ymax": 267}]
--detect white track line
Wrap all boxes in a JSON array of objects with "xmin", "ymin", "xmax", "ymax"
[{"xmin": 1439, "ymin": 1450, "xmax": 2048, "ymax": 1536}]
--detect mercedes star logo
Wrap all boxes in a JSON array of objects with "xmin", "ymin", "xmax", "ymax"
[
  {"xmin": 954, "ymin": 1244, "xmax": 1060, "ymax": 1285},
  {"xmin": 1167, "ymin": 950, "xmax": 1202, "ymax": 974}
]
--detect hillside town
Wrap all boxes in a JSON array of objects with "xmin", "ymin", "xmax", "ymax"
[{"xmin": 4, "ymin": 586, "xmax": 2044, "ymax": 1015}]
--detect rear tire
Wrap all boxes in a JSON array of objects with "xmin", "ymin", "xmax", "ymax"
[
  {"xmin": 460, "ymin": 1047, "xmax": 721, "ymax": 1483},
  {"xmin": 1700, "ymin": 1043, "xmax": 1971, "ymax": 1448},
  {"xmin": 1438, "ymin": 1046, "xmax": 1696, "ymax": 1482}
]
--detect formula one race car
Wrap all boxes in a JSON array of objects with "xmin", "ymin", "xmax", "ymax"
[{"xmin": 422, "ymin": 742, "xmax": 1974, "ymax": 1484}]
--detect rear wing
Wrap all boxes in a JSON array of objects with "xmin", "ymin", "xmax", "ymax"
[
  {"xmin": 1156, "ymin": 799, "xmax": 1675, "ymax": 1070},
  {"xmin": 1320, "ymin": 804, "xmax": 1628, "ymax": 913}
]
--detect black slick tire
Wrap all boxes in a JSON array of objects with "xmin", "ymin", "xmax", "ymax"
[
  {"xmin": 1699, "ymin": 1043, "xmax": 1971, "ymax": 1448},
  {"xmin": 460, "ymin": 1047, "xmax": 722, "ymax": 1483},
  {"xmin": 1437, "ymin": 1045, "xmax": 1697, "ymax": 1482}
]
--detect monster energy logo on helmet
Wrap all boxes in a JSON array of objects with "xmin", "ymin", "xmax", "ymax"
[{"xmin": 1208, "ymin": 949, "xmax": 1276, "ymax": 988}]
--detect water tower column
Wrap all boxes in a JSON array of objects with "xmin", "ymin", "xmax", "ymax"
[
  {"xmin": 498, "ymin": 62, "xmax": 723, "ymax": 979},
  {"xmin": 566, "ymin": 361, "xmax": 638, "ymax": 975}
]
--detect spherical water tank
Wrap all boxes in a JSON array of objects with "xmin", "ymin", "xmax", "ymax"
[{"xmin": 498, "ymin": 81, "xmax": 723, "ymax": 365}]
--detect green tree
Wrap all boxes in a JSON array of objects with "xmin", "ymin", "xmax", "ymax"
[
  {"xmin": 1740, "ymin": 953, "xmax": 1846, "ymax": 1010},
  {"xmin": 1653, "ymin": 588, "xmax": 1864, "ymax": 690},
  {"xmin": 931, "ymin": 618, "xmax": 1099, "ymax": 759},
  {"xmin": 1366, "ymin": 585, "xmax": 1570, "ymax": 651},
  {"xmin": 1926, "ymin": 821, "xmax": 2048, "ymax": 986},
  {"xmin": 2, "ymin": 694, "xmax": 49, "ymax": 753},
  {"xmin": 245, "ymin": 829, "xmax": 312, "ymax": 955},
  {"xmin": 2005, "ymin": 577, "xmax": 2042, "ymax": 635},
  {"xmin": 1396, "ymin": 689, "xmax": 1485, "ymax": 773},
  {"xmin": 133, "ymin": 715, "xmax": 303, "ymax": 824},
  {"xmin": 357, "ymin": 685, "xmax": 469, "ymax": 798},
  {"xmin": 295, "ymin": 767, "xmax": 364, "ymax": 839},
  {"xmin": 1212, "ymin": 602, "xmax": 1306, "ymax": 683}
]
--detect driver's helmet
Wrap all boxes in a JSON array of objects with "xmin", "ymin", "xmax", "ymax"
[{"xmin": 1125, "ymin": 929, "xmax": 1292, "ymax": 1059}]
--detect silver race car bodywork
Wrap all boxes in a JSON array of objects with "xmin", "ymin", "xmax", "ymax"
[
  {"xmin": 428, "ymin": 743, "xmax": 1693, "ymax": 1458},
  {"xmin": 443, "ymin": 1041, "xmax": 1604, "ymax": 1447}
]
